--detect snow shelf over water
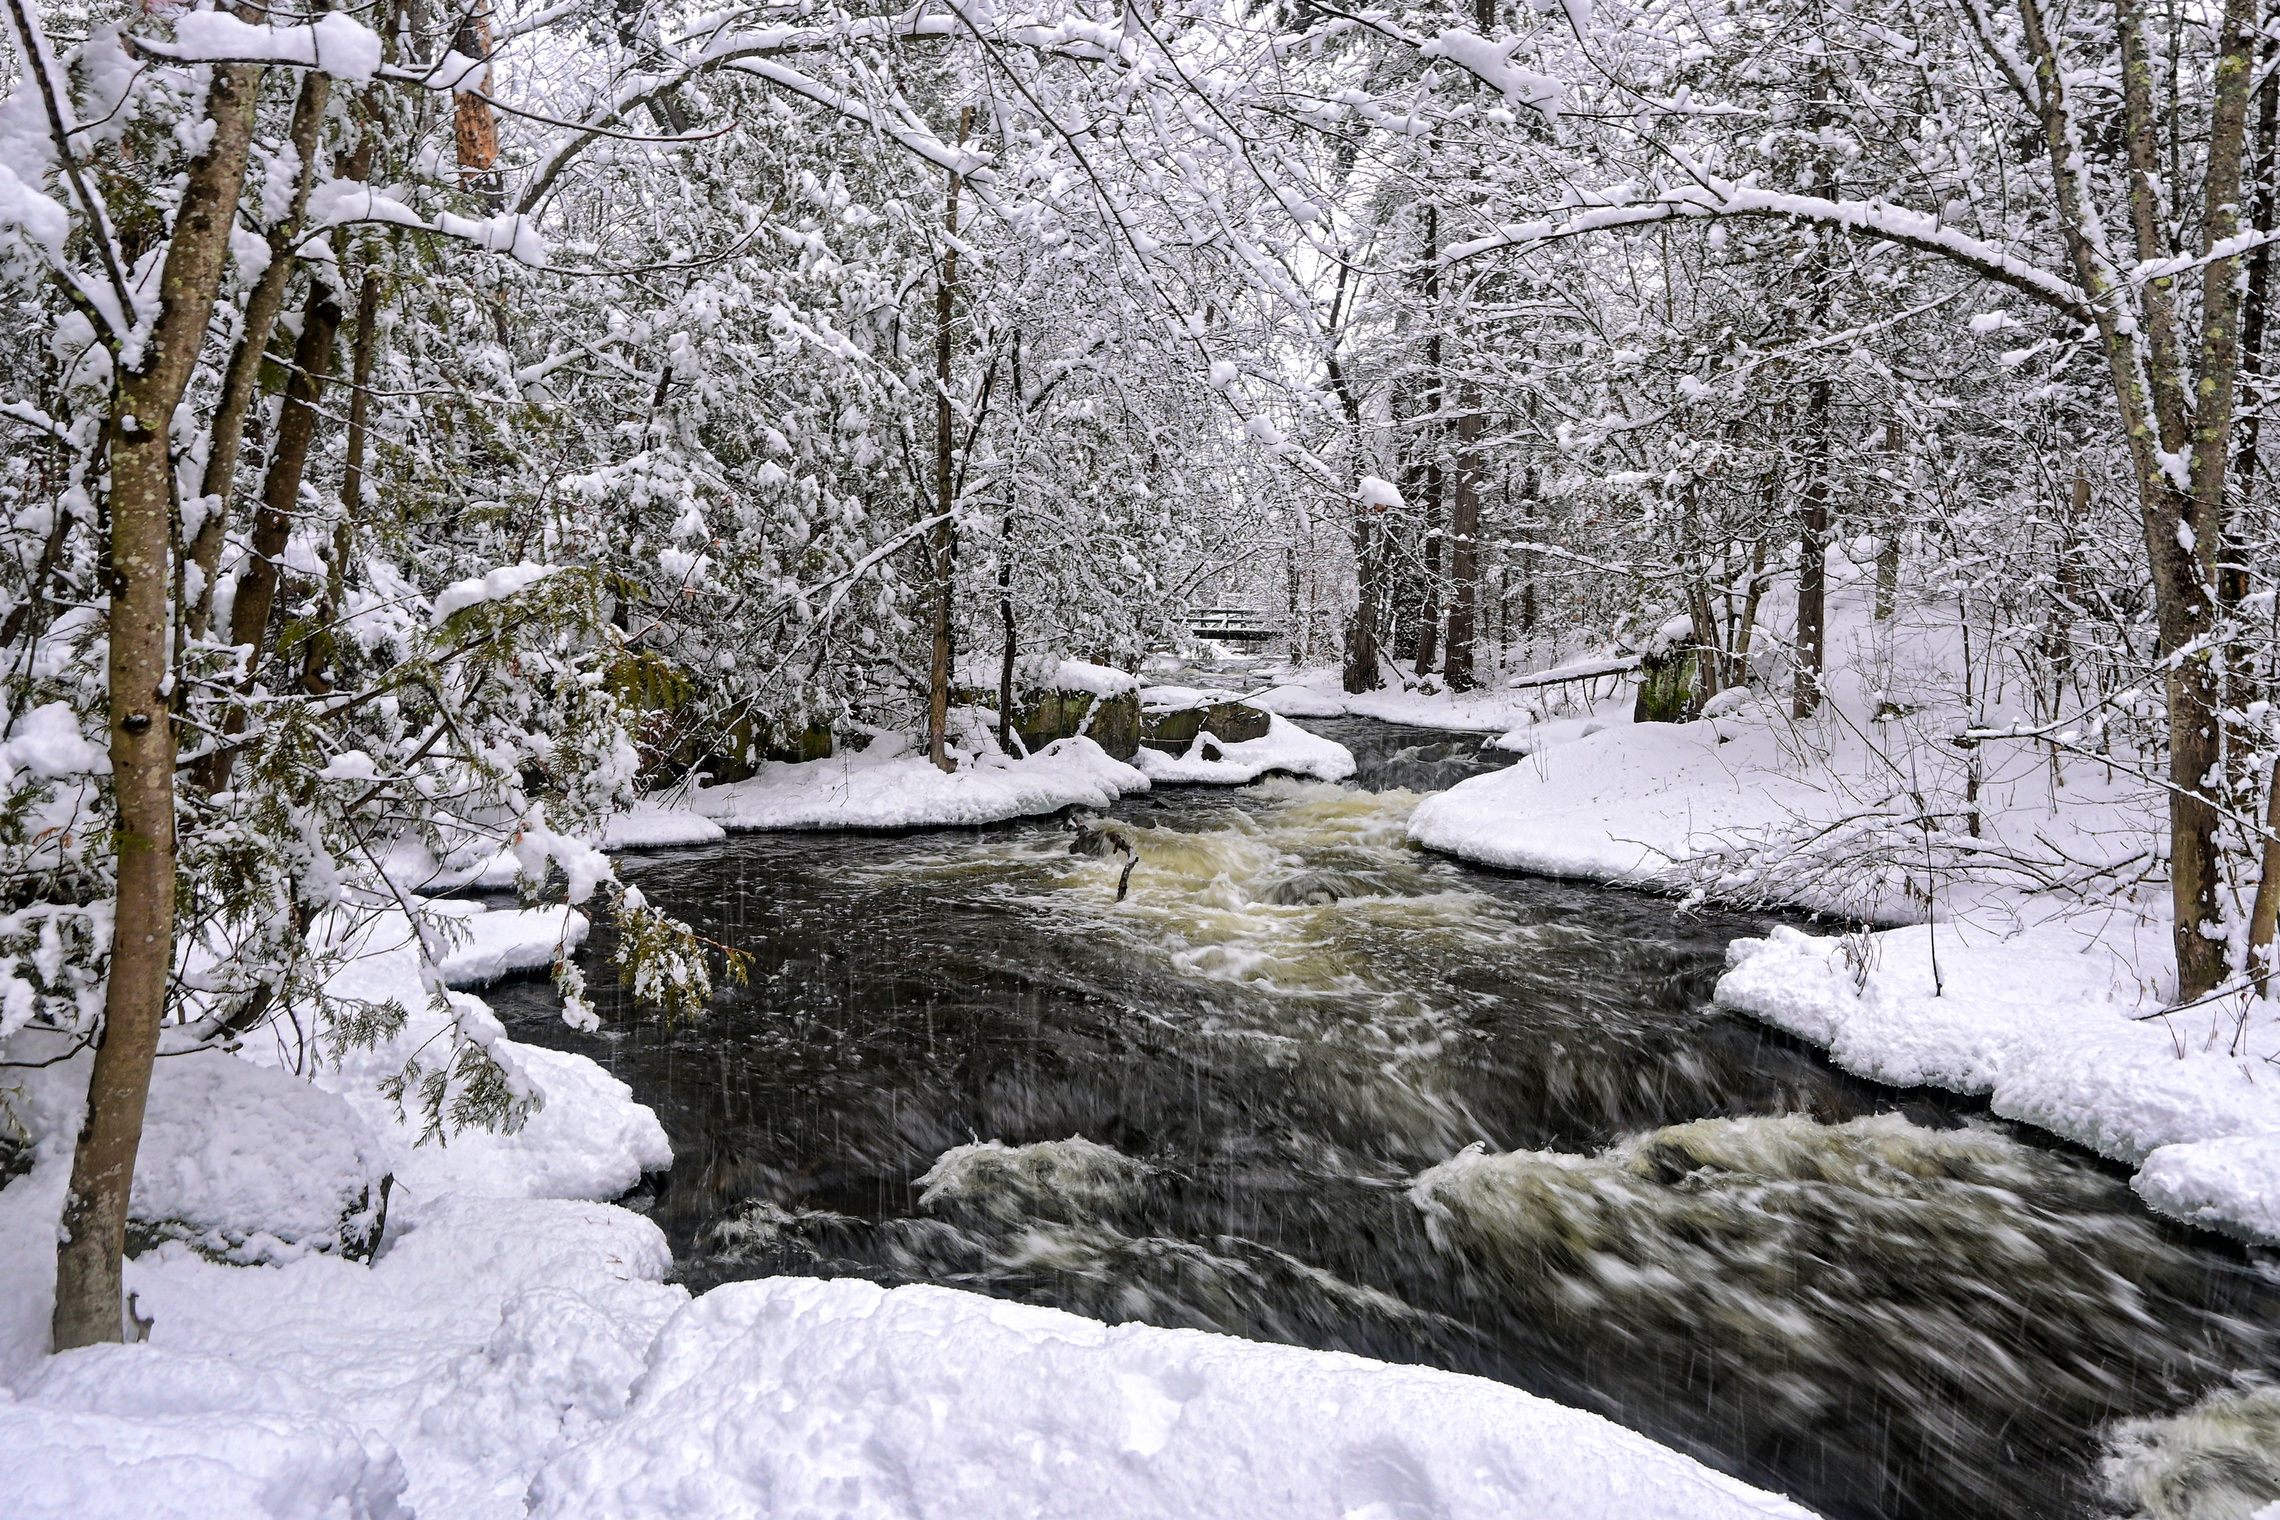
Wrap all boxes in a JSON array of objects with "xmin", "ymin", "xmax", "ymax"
[{"xmin": 1718, "ymin": 914, "xmax": 2280, "ymax": 1243}]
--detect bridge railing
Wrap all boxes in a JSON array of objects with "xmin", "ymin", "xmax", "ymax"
[{"xmin": 1187, "ymin": 607, "xmax": 1286, "ymax": 641}]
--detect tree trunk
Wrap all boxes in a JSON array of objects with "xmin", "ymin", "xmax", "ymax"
[
  {"xmin": 1343, "ymin": 490, "xmax": 1384, "ymax": 693},
  {"xmin": 996, "ymin": 538, "xmax": 1016, "ymax": 755},
  {"xmin": 926, "ymin": 108, "xmax": 971, "ymax": 773},
  {"xmin": 200, "ymin": 282, "xmax": 342, "ymax": 791},
  {"xmin": 1875, "ymin": 415, "xmax": 1901, "ymax": 621},
  {"xmin": 1792, "ymin": 381, "xmax": 1832, "ymax": 718},
  {"xmin": 452, "ymin": 2, "xmax": 504, "ymax": 208},
  {"xmin": 2248, "ymin": 756, "xmax": 2280, "ymax": 996},
  {"xmin": 1443, "ymin": 395, "xmax": 1482, "ymax": 691},
  {"xmin": 2043, "ymin": 472, "xmax": 2088, "ymax": 698},
  {"xmin": 1411, "ymin": 208, "xmax": 1443, "ymax": 677},
  {"xmin": 187, "ymin": 64, "xmax": 331, "ymax": 638},
  {"xmin": 304, "ymin": 268, "xmax": 381, "ymax": 695},
  {"xmin": 53, "ymin": 55, "xmax": 262, "ymax": 1353},
  {"xmin": 1519, "ymin": 465, "xmax": 1538, "ymax": 642}
]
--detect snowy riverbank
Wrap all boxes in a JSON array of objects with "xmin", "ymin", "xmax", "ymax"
[
  {"xmin": 0, "ymin": 883, "xmax": 1817, "ymax": 1519},
  {"xmin": 1717, "ymin": 911, "xmax": 2280, "ymax": 1242},
  {"xmin": 1381, "ymin": 563, "xmax": 2280, "ymax": 1242}
]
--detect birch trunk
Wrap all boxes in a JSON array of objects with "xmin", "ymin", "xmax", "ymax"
[
  {"xmin": 1443, "ymin": 393, "xmax": 1482, "ymax": 691},
  {"xmin": 53, "ymin": 56, "xmax": 262, "ymax": 1352},
  {"xmin": 926, "ymin": 108, "xmax": 971, "ymax": 773}
]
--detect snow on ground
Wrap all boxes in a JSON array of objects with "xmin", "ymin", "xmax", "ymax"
[
  {"xmin": 1249, "ymin": 657, "xmax": 1634, "ymax": 733},
  {"xmin": 525, "ymin": 1276, "xmax": 1814, "ymax": 1520},
  {"xmin": 423, "ymin": 901, "xmax": 590, "ymax": 988},
  {"xmin": 1133, "ymin": 712, "xmax": 1356, "ymax": 785},
  {"xmin": 688, "ymin": 731, "xmax": 1149, "ymax": 830},
  {"xmin": 956, "ymin": 655, "xmax": 1144, "ymax": 699}
]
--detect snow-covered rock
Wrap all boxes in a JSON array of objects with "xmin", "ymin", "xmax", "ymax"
[{"xmin": 1132, "ymin": 712, "xmax": 1355, "ymax": 785}]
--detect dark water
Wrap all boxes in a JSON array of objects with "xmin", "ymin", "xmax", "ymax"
[{"xmin": 491, "ymin": 719, "xmax": 2280, "ymax": 1520}]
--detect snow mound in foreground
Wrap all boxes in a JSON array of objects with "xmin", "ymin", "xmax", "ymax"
[
  {"xmin": 525, "ymin": 1276, "xmax": 1817, "ymax": 1520},
  {"xmin": 690, "ymin": 733, "xmax": 1148, "ymax": 830},
  {"xmin": 1133, "ymin": 712, "xmax": 1356, "ymax": 785},
  {"xmin": 2, "ymin": 1347, "xmax": 410, "ymax": 1520}
]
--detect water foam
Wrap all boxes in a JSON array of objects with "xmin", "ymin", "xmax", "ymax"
[
  {"xmin": 1411, "ymin": 1113, "xmax": 2272, "ymax": 1447},
  {"xmin": 2106, "ymin": 1384, "xmax": 2280, "ymax": 1520},
  {"xmin": 916, "ymin": 1136, "xmax": 1154, "ymax": 1223}
]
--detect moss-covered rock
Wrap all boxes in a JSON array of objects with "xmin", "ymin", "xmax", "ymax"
[
  {"xmin": 1632, "ymin": 648, "xmax": 1705, "ymax": 725},
  {"xmin": 957, "ymin": 686, "xmax": 1143, "ymax": 760},
  {"xmin": 1141, "ymin": 699, "xmax": 1270, "ymax": 753}
]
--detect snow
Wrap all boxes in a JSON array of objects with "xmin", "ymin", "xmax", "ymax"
[
  {"xmin": 1245, "ymin": 682, "xmax": 1348, "ymax": 717},
  {"xmin": 1, "ymin": 1195, "xmax": 685, "ymax": 1520},
  {"xmin": 165, "ymin": 11, "xmax": 384, "ymax": 80},
  {"xmin": 1138, "ymin": 681, "xmax": 1246, "ymax": 709},
  {"xmin": 1133, "ymin": 712, "xmax": 1356, "ymax": 784},
  {"xmin": 1418, "ymin": 29, "xmax": 1562, "ymax": 115},
  {"xmin": 3, "ymin": 703, "xmax": 107, "ymax": 780},
  {"xmin": 0, "ymin": 1034, "xmax": 386, "ymax": 1377},
  {"xmin": 430, "ymin": 903, "xmax": 589, "ymax": 988},
  {"xmin": 1247, "ymin": 661, "xmax": 1631, "ymax": 733},
  {"xmin": 1715, "ymin": 914, "xmax": 2280, "ymax": 1240},
  {"xmin": 597, "ymin": 798, "xmax": 726, "ymax": 850},
  {"xmin": 0, "ymin": 1380, "xmax": 410, "ymax": 1520},
  {"xmin": 236, "ymin": 904, "xmax": 669, "ymax": 1204},
  {"xmin": 1404, "ymin": 556, "xmax": 2151, "ymax": 922},
  {"xmin": 1044, "ymin": 658, "xmax": 1142, "ymax": 697},
  {"xmin": 523, "ymin": 1277, "xmax": 1813, "ymax": 1520},
  {"xmin": 430, "ymin": 563, "xmax": 559, "ymax": 624},
  {"xmin": 1407, "ymin": 713, "xmax": 1786, "ymax": 889},
  {"xmin": 689, "ymin": 732, "xmax": 1150, "ymax": 830}
]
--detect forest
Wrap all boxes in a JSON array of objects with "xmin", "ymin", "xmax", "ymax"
[{"xmin": 5, "ymin": 0, "xmax": 2280, "ymax": 1513}]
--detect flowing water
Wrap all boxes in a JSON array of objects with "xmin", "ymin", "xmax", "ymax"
[{"xmin": 490, "ymin": 719, "xmax": 2280, "ymax": 1520}]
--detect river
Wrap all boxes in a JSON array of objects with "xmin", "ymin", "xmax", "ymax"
[{"xmin": 489, "ymin": 717, "xmax": 2280, "ymax": 1520}]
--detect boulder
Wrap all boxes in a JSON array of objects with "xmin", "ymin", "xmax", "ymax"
[{"xmin": 1140, "ymin": 699, "xmax": 1271, "ymax": 753}]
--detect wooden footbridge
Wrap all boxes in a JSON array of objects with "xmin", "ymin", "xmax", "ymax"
[{"xmin": 1187, "ymin": 607, "xmax": 1286, "ymax": 647}]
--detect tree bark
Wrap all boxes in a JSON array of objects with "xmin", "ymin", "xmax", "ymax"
[
  {"xmin": 1519, "ymin": 465, "xmax": 1538, "ymax": 641},
  {"xmin": 187, "ymin": 64, "xmax": 332, "ymax": 638},
  {"xmin": 452, "ymin": 1, "xmax": 504, "ymax": 208},
  {"xmin": 996, "ymin": 539, "xmax": 1016, "ymax": 755},
  {"xmin": 53, "ymin": 55, "xmax": 262, "ymax": 1353},
  {"xmin": 2043, "ymin": 472, "xmax": 2088, "ymax": 695},
  {"xmin": 1792, "ymin": 380, "xmax": 1832, "ymax": 718},
  {"xmin": 2002, "ymin": 0, "xmax": 2255, "ymax": 996},
  {"xmin": 200, "ymin": 282, "xmax": 341, "ymax": 791},
  {"xmin": 1443, "ymin": 393, "xmax": 1482, "ymax": 691},
  {"xmin": 926, "ymin": 108, "xmax": 971, "ymax": 773},
  {"xmin": 2248, "ymin": 756, "xmax": 2280, "ymax": 997},
  {"xmin": 1875, "ymin": 415, "xmax": 1901, "ymax": 621},
  {"xmin": 1343, "ymin": 490, "xmax": 1385, "ymax": 693},
  {"xmin": 1411, "ymin": 207, "xmax": 1443, "ymax": 677},
  {"xmin": 304, "ymin": 268, "xmax": 381, "ymax": 695}
]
